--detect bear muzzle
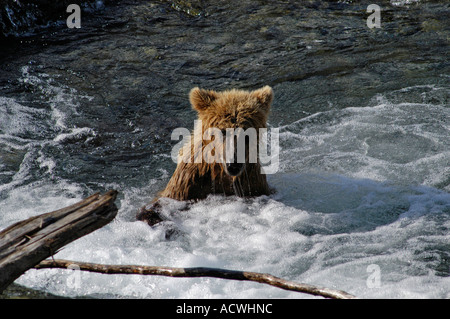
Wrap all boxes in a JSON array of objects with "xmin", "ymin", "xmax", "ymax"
[{"xmin": 225, "ymin": 162, "xmax": 245, "ymax": 177}]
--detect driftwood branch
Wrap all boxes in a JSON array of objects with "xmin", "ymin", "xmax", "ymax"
[
  {"xmin": 35, "ymin": 259, "xmax": 356, "ymax": 299},
  {"xmin": 0, "ymin": 190, "xmax": 118, "ymax": 292}
]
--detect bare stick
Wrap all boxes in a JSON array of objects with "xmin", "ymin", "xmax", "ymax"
[{"xmin": 35, "ymin": 259, "xmax": 356, "ymax": 299}]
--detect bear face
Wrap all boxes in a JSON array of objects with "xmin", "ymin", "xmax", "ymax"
[
  {"xmin": 189, "ymin": 86, "xmax": 273, "ymax": 178},
  {"xmin": 157, "ymin": 86, "xmax": 273, "ymax": 202}
]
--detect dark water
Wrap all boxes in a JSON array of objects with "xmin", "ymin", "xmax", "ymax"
[
  {"xmin": 1, "ymin": 0, "xmax": 448, "ymax": 190},
  {"xmin": 0, "ymin": 0, "xmax": 449, "ymax": 298}
]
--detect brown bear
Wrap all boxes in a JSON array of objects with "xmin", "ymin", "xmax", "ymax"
[{"xmin": 137, "ymin": 86, "xmax": 274, "ymax": 226}]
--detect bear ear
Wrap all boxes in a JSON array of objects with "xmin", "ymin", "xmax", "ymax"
[
  {"xmin": 252, "ymin": 86, "xmax": 273, "ymax": 113},
  {"xmin": 190, "ymin": 87, "xmax": 218, "ymax": 112}
]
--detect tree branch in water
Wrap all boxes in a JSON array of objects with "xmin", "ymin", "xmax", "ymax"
[{"xmin": 34, "ymin": 259, "xmax": 356, "ymax": 299}]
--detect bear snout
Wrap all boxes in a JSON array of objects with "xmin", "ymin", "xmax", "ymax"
[{"xmin": 225, "ymin": 162, "xmax": 245, "ymax": 177}]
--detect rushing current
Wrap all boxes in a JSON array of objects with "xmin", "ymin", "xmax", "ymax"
[{"xmin": 0, "ymin": 0, "xmax": 449, "ymax": 298}]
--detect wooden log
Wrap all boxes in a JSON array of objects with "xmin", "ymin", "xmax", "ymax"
[
  {"xmin": 35, "ymin": 259, "xmax": 356, "ymax": 299},
  {"xmin": 0, "ymin": 190, "xmax": 118, "ymax": 293}
]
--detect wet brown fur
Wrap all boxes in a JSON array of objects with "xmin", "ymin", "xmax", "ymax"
[
  {"xmin": 160, "ymin": 86, "xmax": 273, "ymax": 200},
  {"xmin": 138, "ymin": 86, "xmax": 273, "ymax": 226}
]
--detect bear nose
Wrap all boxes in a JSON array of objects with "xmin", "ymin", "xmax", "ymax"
[{"xmin": 226, "ymin": 162, "xmax": 244, "ymax": 177}]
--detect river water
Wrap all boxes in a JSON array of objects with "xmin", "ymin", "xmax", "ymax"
[{"xmin": 0, "ymin": 0, "xmax": 449, "ymax": 298}]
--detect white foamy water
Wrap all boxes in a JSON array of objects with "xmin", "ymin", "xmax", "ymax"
[
  {"xmin": 0, "ymin": 74, "xmax": 449, "ymax": 298},
  {"xmin": 278, "ymin": 91, "xmax": 450, "ymax": 191},
  {"xmin": 5, "ymin": 174, "xmax": 450, "ymax": 299}
]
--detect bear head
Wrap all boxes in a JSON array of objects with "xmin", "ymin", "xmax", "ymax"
[{"xmin": 188, "ymin": 86, "xmax": 273, "ymax": 178}]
